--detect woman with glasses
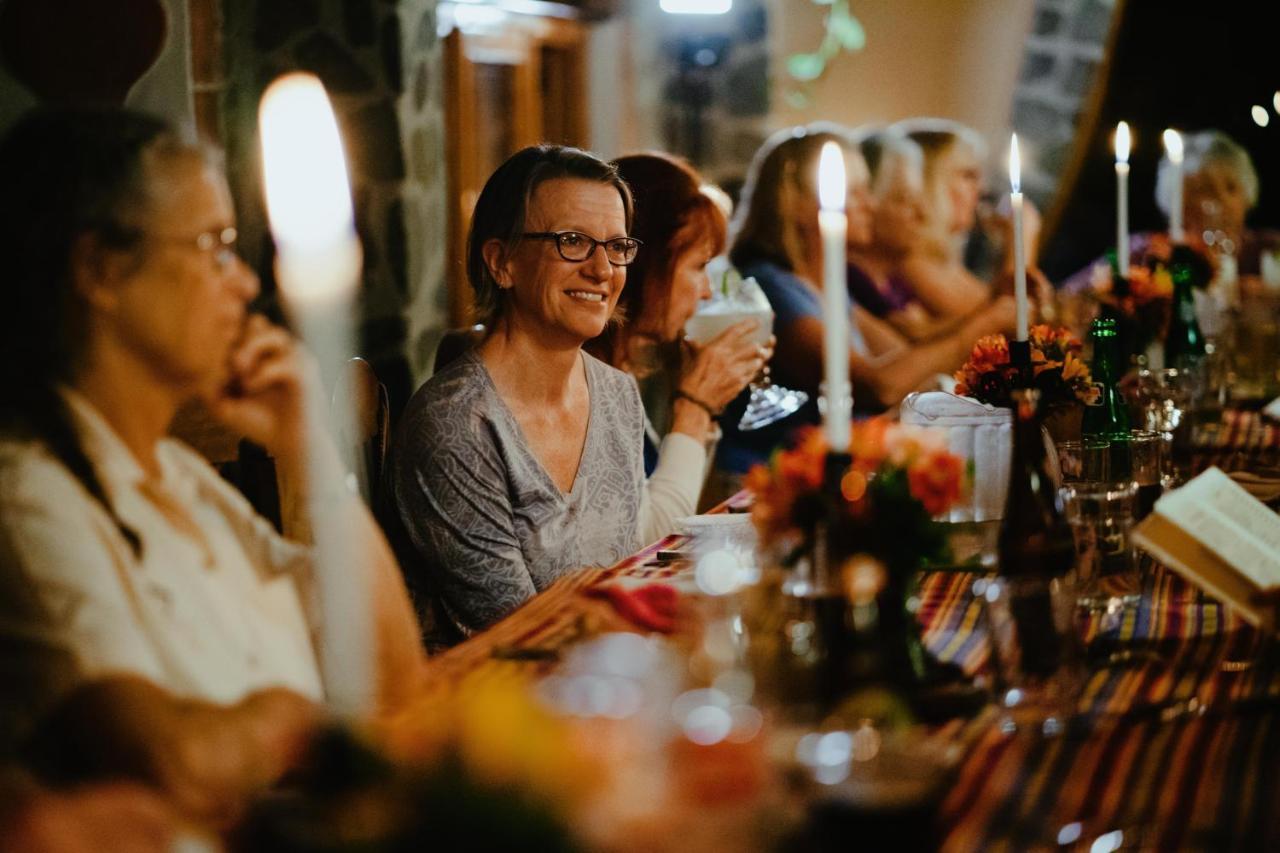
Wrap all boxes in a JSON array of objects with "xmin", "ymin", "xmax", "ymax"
[
  {"xmin": 386, "ymin": 145, "xmax": 647, "ymax": 645},
  {"xmin": 587, "ymin": 152, "xmax": 767, "ymax": 540},
  {"xmin": 0, "ymin": 107, "xmax": 427, "ymax": 813}
]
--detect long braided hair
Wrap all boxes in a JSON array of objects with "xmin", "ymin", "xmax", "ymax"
[{"xmin": 0, "ymin": 107, "xmax": 192, "ymax": 556}]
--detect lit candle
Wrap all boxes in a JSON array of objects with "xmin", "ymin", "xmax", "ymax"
[
  {"xmin": 1163, "ymin": 128, "xmax": 1184, "ymax": 243},
  {"xmin": 1009, "ymin": 134, "xmax": 1028, "ymax": 340},
  {"xmin": 1115, "ymin": 121, "xmax": 1131, "ymax": 278},
  {"xmin": 260, "ymin": 73, "xmax": 370, "ymax": 715},
  {"xmin": 817, "ymin": 141, "xmax": 851, "ymax": 453}
]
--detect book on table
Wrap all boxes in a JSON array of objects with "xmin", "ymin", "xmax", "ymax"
[{"xmin": 1132, "ymin": 466, "xmax": 1280, "ymax": 627}]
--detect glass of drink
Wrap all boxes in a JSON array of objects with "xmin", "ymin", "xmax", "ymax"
[
  {"xmin": 1061, "ymin": 480, "xmax": 1140, "ymax": 615},
  {"xmin": 685, "ymin": 272, "xmax": 808, "ymax": 431},
  {"xmin": 978, "ymin": 572, "xmax": 1083, "ymax": 734},
  {"xmin": 1129, "ymin": 430, "xmax": 1164, "ymax": 521},
  {"xmin": 1130, "ymin": 368, "xmax": 1195, "ymax": 485},
  {"xmin": 1055, "ymin": 438, "xmax": 1110, "ymax": 484}
]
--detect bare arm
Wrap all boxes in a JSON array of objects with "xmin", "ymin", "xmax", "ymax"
[
  {"xmin": 773, "ymin": 297, "xmax": 1017, "ymax": 410},
  {"xmin": 898, "ymin": 253, "xmax": 992, "ymax": 320},
  {"xmin": 24, "ymin": 675, "xmax": 318, "ymax": 827}
]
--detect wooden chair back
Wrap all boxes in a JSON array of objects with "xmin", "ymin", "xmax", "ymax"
[
  {"xmin": 331, "ymin": 357, "xmax": 391, "ymax": 506},
  {"xmin": 433, "ymin": 324, "xmax": 487, "ymax": 373}
]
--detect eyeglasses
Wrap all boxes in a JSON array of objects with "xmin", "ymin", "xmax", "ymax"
[
  {"xmin": 521, "ymin": 231, "xmax": 641, "ymax": 266},
  {"xmin": 151, "ymin": 227, "xmax": 240, "ymax": 272}
]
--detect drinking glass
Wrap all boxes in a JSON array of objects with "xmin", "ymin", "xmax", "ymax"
[
  {"xmin": 1131, "ymin": 368, "xmax": 1194, "ymax": 485},
  {"xmin": 1128, "ymin": 430, "xmax": 1164, "ymax": 521},
  {"xmin": 1061, "ymin": 481, "xmax": 1139, "ymax": 615},
  {"xmin": 979, "ymin": 572, "xmax": 1082, "ymax": 735},
  {"xmin": 1230, "ymin": 300, "xmax": 1280, "ymax": 404},
  {"xmin": 1055, "ymin": 438, "xmax": 1110, "ymax": 484},
  {"xmin": 685, "ymin": 274, "xmax": 807, "ymax": 431}
]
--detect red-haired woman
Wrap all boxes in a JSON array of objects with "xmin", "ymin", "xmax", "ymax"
[{"xmin": 589, "ymin": 152, "xmax": 768, "ymax": 539}]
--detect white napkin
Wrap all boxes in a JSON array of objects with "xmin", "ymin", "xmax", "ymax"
[{"xmin": 901, "ymin": 392, "xmax": 1013, "ymax": 522}]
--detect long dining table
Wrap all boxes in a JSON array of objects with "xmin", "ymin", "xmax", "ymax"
[{"xmin": 416, "ymin": 408, "xmax": 1280, "ymax": 851}]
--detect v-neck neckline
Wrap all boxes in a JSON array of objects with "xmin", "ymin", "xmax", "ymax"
[{"xmin": 469, "ymin": 349, "xmax": 596, "ymax": 501}]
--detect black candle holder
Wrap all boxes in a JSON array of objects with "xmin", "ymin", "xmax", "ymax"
[{"xmin": 1007, "ymin": 339, "xmax": 1033, "ymax": 390}]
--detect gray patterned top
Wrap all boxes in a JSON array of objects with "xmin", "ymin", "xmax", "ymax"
[{"xmin": 387, "ymin": 349, "xmax": 644, "ymax": 643}]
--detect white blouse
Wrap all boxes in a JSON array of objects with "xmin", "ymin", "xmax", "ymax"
[{"xmin": 0, "ymin": 391, "xmax": 323, "ymax": 709}]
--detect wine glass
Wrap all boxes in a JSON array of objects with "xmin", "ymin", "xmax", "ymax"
[{"xmin": 684, "ymin": 275, "xmax": 808, "ymax": 431}]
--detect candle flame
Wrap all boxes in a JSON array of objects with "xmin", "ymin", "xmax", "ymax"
[
  {"xmin": 260, "ymin": 73, "xmax": 355, "ymax": 253},
  {"xmin": 1162, "ymin": 128, "xmax": 1183, "ymax": 164},
  {"xmin": 1115, "ymin": 121, "xmax": 1130, "ymax": 164},
  {"xmin": 1009, "ymin": 134, "xmax": 1021, "ymax": 194},
  {"xmin": 817, "ymin": 141, "xmax": 846, "ymax": 212}
]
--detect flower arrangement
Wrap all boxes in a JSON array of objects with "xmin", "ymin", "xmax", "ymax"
[
  {"xmin": 952, "ymin": 325, "xmax": 1099, "ymax": 409},
  {"xmin": 745, "ymin": 420, "xmax": 967, "ymax": 575},
  {"xmin": 238, "ymin": 675, "xmax": 598, "ymax": 852}
]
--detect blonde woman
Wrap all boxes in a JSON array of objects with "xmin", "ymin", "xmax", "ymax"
[
  {"xmin": 893, "ymin": 117, "xmax": 1043, "ymax": 321},
  {"xmin": 714, "ymin": 124, "xmax": 1016, "ymax": 476}
]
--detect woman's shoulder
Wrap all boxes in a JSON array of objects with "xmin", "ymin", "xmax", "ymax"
[
  {"xmin": 739, "ymin": 257, "xmax": 800, "ymax": 287},
  {"xmin": 738, "ymin": 258, "xmax": 820, "ymax": 322},
  {"xmin": 0, "ymin": 434, "xmax": 81, "ymax": 506},
  {"xmin": 399, "ymin": 352, "xmax": 496, "ymax": 434},
  {"xmin": 583, "ymin": 351, "xmax": 644, "ymax": 419}
]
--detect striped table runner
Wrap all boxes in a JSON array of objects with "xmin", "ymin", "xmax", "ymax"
[
  {"xmin": 1192, "ymin": 408, "xmax": 1280, "ymax": 473},
  {"xmin": 416, "ymin": 414, "xmax": 1280, "ymax": 849},
  {"xmin": 920, "ymin": 566, "xmax": 1280, "ymax": 850}
]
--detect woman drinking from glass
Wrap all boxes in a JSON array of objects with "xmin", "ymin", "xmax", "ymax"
[
  {"xmin": 715, "ymin": 124, "xmax": 1016, "ymax": 476},
  {"xmin": 587, "ymin": 152, "xmax": 767, "ymax": 539}
]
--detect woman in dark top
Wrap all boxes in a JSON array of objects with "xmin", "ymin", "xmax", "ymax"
[
  {"xmin": 715, "ymin": 125, "xmax": 1016, "ymax": 476},
  {"xmin": 851, "ymin": 129, "xmax": 993, "ymax": 343}
]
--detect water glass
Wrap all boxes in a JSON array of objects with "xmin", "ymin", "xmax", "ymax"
[
  {"xmin": 1055, "ymin": 438, "xmax": 1110, "ymax": 484},
  {"xmin": 1130, "ymin": 369, "xmax": 1194, "ymax": 485},
  {"xmin": 1128, "ymin": 430, "xmax": 1164, "ymax": 521},
  {"xmin": 1061, "ymin": 481, "xmax": 1139, "ymax": 614},
  {"xmin": 978, "ymin": 573, "xmax": 1082, "ymax": 734}
]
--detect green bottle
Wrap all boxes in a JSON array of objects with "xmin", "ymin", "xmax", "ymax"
[
  {"xmin": 1082, "ymin": 317, "xmax": 1132, "ymax": 479},
  {"xmin": 1164, "ymin": 244, "xmax": 1207, "ymax": 371}
]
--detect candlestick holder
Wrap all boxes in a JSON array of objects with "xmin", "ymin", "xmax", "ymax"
[{"xmin": 1007, "ymin": 339, "xmax": 1033, "ymax": 389}]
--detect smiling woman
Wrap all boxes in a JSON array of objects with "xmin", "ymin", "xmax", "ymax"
[{"xmin": 385, "ymin": 145, "xmax": 648, "ymax": 647}]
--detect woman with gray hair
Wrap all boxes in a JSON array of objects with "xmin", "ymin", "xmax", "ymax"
[
  {"xmin": 1156, "ymin": 130, "xmax": 1274, "ymax": 274},
  {"xmin": 1064, "ymin": 129, "xmax": 1275, "ymax": 291},
  {"xmin": 386, "ymin": 145, "xmax": 647, "ymax": 645}
]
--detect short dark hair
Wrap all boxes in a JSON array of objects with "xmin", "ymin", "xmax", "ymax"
[{"xmin": 465, "ymin": 144, "xmax": 632, "ymax": 326}]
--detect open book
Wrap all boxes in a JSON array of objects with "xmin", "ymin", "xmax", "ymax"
[{"xmin": 1132, "ymin": 467, "xmax": 1280, "ymax": 627}]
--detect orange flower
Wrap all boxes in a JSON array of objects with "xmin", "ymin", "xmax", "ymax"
[{"xmin": 907, "ymin": 452, "xmax": 965, "ymax": 516}]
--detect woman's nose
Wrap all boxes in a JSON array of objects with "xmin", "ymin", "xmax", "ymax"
[
  {"xmin": 583, "ymin": 243, "xmax": 614, "ymax": 280},
  {"xmin": 229, "ymin": 256, "xmax": 260, "ymax": 302}
]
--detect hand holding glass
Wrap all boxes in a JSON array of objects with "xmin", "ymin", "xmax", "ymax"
[{"xmin": 685, "ymin": 274, "xmax": 807, "ymax": 431}]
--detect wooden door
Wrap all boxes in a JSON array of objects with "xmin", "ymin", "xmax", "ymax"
[{"xmin": 443, "ymin": 15, "xmax": 586, "ymax": 326}]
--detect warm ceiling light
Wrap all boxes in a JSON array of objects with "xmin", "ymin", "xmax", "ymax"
[
  {"xmin": 660, "ymin": 0, "xmax": 732, "ymax": 14},
  {"xmin": 1252, "ymin": 105, "xmax": 1270, "ymax": 128}
]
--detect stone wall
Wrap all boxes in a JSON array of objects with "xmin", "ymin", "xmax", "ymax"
[
  {"xmin": 1009, "ymin": 0, "xmax": 1115, "ymax": 210},
  {"xmin": 220, "ymin": 0, "xmax": 446, "ymax": 413}
]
